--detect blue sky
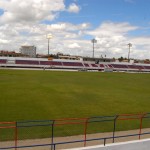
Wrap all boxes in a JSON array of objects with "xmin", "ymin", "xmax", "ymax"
[
  {"xmin": 63, "ymin": 0, "xmax": 150, "ymax": 33},
  {"xmin": 0, "ymin": 0, "xmax": 150, "ymax": 59},
  {"xmin": 66, "ymin": 1, "xmax": 148, "ymax": 23}
]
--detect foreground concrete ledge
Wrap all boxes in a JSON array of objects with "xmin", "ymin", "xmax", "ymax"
[{"xmin": 65, "ymin": 138, "xmax": 150, "ymax": 150}]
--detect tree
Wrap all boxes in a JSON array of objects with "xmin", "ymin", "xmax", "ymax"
[{"xmin": 118, "ymin": 56, "xmax": 124, "ymax": 62}]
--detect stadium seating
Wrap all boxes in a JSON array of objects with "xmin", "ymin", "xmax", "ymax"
[
  {"xmin": 62, "ymin": 62, "xmax": 83, "ymax": 67},
  {"xmin": 111, "ymin": 64, "xmax": 128, "ymax": 69},
  {"xmin": 40, "ymin": 61, "xmax": 62, "ymax": 66},
  {"xmin": 108, "ymin": 64, "xmax": 113, "ymax": 68},
  {"xmin": 84, "ymin": 63, "xmax": 90, "ymax": 67},
  {"xmin": 51, "ymin": 61, "xmax": 62, "ymax": 66},
  {"xmin": 99, "ymin": 64, "xmax": 105, "ymax": 68},
  {"xmin": 128, "ymin": 65, "xmax": 145, "ymax": 70},
  {"xmin": 1, "ymin": 57, "xmax": 150, "ymax": 72},
  {"xmin": 135, "ymin": 65, "xmax": 145, "ymax": 69},
  {"xmin": 143, "ymin": 66, "xmax": 150, "ymax": 69},
  {"xmin": 16, "ymin": 60, "xmax": 39, "ymax": 65},
  {"xmin": 128, "ymin": 65, "xmax": 138, "ymax": 69},
  {"xmin": 39, "ymin": 61, "xmax": 51, "ymax": 65},
  {"xmin": 0, "ymin": 59, "xmax": 7, "ymax": 64},
  {"xmin": 91, "ymin": 64, "xmax": 98, "ymax": 67}
]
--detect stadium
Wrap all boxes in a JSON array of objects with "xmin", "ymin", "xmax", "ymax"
[
  {"xmin": 0, "ymin": 0, "xmax": 150, "ymax": 149},
  {"xmin": 0, "ymin": 56, "xmax": 150, "ymax": 150}
]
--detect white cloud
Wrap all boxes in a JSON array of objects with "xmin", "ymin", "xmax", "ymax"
[
  {"xmin": 131, "ymin": 36, "xmax": 150, "ymax": 45},
  {"xmin": 87, "ymin": 22, "xmax": 138, "ymax": 36},
  {"xmin": 0, "ymin": 39, "xmax": 9, "ymax": 44},
  {"xmin": 68, "ymin": 43, "xmax": 80, "ymax": 49},
  {"xmin": 67, "ymin": 3, "xmax": 80, "ymax": 13},
  {"xmin": 0, "ymin": 0, "xmax": 65, "ymax": 24},
  {"xmin": 47, "ymin": 22, "xmax": 90, "ymax": 32}
]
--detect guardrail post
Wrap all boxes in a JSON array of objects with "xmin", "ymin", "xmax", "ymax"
[
  {"xmin": 84, "ymin": 118, "xmax": 89, "ymax": 147},
  {"xmin": 53, "ymin": 144, "xmax": 56, "ymax": 150},
  {"xmin": 113, "ymin": 115, "xmax": 118, "ymax": 143},
  {"xmin": 139, "ymin": 113, "xmax": 147, "ymax": 140},
  {"xmin": 104, "ymin": 138, "xmax": 106, "ymax": 146},
  {"xmin": 15, "ymin": 122, "xmax": 18, "ymax": 150},
  {"xmin": 51, "ymin": 120, "xmax": 55, "ymax": 150}
]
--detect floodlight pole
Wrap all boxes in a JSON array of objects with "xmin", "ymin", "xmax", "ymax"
[
  {"xmin": 47, "ymin": 34, "xmax": 52, "ymax": 56},
  {"xmin": 48, "ymin": 38, "xmax": 50, "ymax": 56},
  {"xmin": 128, "ymin": 43, "xmax": 132, "ymax": 62},
  {"xmin": 91, "ymin": 39, "xmax": 97, "ymax": 58}
]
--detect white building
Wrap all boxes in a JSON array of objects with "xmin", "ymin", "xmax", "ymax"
[{"xmin": 20, "ymin": 46, "xmax": 36, "ymax": 57}]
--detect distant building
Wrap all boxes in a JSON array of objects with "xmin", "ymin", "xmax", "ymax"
[
  {"xmin": 82, "ymin": 57, "xmax": 114, "ymax": 63},
  {"xmin": 20, "ymin": 46, "xmax": 36, "ymax": 58},
  {"xmin": 57, "ymin": 54, "xmax": 81, "ymax": 60},
  {"xmin": 0, "ymin": 50, "xmax": 25, "ymax": 57}
]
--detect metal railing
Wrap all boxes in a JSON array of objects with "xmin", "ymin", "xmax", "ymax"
[{"xmin": 0, "ymin": 113, "xmax": 150, "ymax": 150}]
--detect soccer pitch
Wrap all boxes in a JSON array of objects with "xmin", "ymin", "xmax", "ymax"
[{"xmin": 0, "ymin": 69, "xmax": 150, "ymax": 122}]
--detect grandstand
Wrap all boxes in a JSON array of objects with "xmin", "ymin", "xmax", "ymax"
[{"xmin": 0, "ymin": 57, "xmax": 150, "ymax": 72}]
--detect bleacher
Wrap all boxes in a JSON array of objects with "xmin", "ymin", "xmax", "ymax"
[
  {"xmin": 111, "ymin": 64, "xmax": 128, "ymax": 69},
  {"xmin": 62, "ymin": 62, "xmax": 83, "ymax": 67},
  {"xmin": 143, "ymin": 66, "xmax": 150, "ymax": 69},
  {"xmin": 136, "ymin": 65, "xmax": 145, "ymax": 69},
  {"xmin": 107, "ymin": 64, "xmax": 113, "ymax": 68},
  {"xmin": 84, "ymin": 63, "xmax": 90, "ymax": 67},
  {"xmin": 39, "ymin": 61, "xmax": 52, "ymax": 65},
  {"xmin": 0, "ymin": 59, "xmax": 7, "ymax": 64},
  {"xmin": 99, "ymin": 64, "xmax": 105, "ymax": 68},
  {"xmin": 16, "ymin": 60, "xmax": 39, "ymax": 65},
  {"xmin": 128, "ymin": 65, "xmax": 138, "ymax": 69},
  {"xmin": 51, "ymin": 61, "xmax": 62, "ymax": 66},
  {"xmin": 91, "ymin": 64, "xmax": 98, "ymax": 67},
  {"xmin": 1, "ymin": 57, "xmax": 150, "ymax": 72},
  {"xmin": 127, "ymin": 65, "xmax": 146, "ymax": 70},
  {"xmin": 39, "ymin": 61, "xmax": 62, "ymax": 66}
]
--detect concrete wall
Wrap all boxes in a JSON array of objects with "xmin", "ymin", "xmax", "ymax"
[{"xmin": 67, "ymin": 139, "xmax": 150, "ymax": 150}]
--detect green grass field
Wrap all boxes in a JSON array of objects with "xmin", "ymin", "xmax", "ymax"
[{"xmin": 0, "ymin": 69, "xmax": 150, "ymax": 139}]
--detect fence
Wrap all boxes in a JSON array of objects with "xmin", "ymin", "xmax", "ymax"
[{"xmin": 0, "ymin": 113, "xmax": 150, "ymax": 150}]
